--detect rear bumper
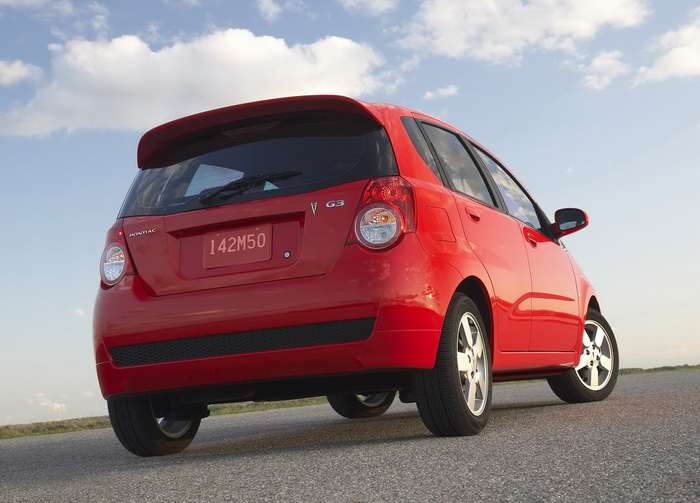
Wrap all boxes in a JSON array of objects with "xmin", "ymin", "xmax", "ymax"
[{"xmin": 93, "ymin": 236, "xmax": 461, "ymax": 399}]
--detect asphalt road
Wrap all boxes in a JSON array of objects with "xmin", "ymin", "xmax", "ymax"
[{"xmin": 2, "ymin": 371, "xmax": 698, "ymax": 502}]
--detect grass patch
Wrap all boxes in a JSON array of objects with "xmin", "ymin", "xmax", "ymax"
[
  {"xmin": 0, "ymin": 416, "xmax": 112, "ymax": 440},
  {"xmin": 618, "ymin": 363, "xmax": 700, "ymax": 375},
  {"xmin": 0, "ymin": 397, "xmax": 328, "ymax": 440},
  {"xmin": 3, "ymin": 365, "xmax": 697, "ymax": 440},
  {"xmin": 209, "ymin": 397, "xmax": 327, "ymax": 416}
]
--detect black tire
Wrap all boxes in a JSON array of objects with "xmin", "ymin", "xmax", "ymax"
[
  {"xmin": 327, "ymin": 392, "xmax": 396, "ymax": 418},
  {"xmin": 547, "ymin": 308, "xmax": 619, "ymax": 403},
  {"xmin": 413, "ymin": 293, "xmax": 492, "ymax": 436},
  {"xmin": 108, "ymin": 395, "xmax": 201, "ymax": 457}
]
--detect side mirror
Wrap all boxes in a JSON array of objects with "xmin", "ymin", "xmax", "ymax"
[{"xmin": 552, "ymin": 208, "xmax": 588, "ymax": 238}]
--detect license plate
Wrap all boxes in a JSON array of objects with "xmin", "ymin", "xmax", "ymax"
[{"xmin": 203, "ymin": 224, "xmax": 272, "ymax": 269}]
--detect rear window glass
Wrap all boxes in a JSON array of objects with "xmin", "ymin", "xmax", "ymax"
[{"xmin": 119, "ymin": 111, "xmax": 398, "ymax": 217}]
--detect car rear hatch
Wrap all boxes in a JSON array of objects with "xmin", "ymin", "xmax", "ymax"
[{"xmin": 118, "ymin": 98, "xmax": 398, "ymax": 296}]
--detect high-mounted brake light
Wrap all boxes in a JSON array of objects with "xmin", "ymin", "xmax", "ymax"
[
  {"xmin": 100, "ymin": 220, "xmax": 133, "ymax": 286},
  {"xmin": 348, "ymin": 177, "xmax": 416, "ymax": 250}
]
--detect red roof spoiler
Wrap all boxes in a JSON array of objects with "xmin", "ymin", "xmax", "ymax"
[{"xmin": 137, "ymin": 95, "xmax": 380, "ymax": 168}]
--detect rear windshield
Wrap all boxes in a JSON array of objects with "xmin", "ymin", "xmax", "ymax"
[{"xmin": 119, "ymin": 111, "xmax": 398, "ymax": 217}]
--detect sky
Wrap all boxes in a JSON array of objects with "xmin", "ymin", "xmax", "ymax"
[{"xmin": 1, "ymin": 0, "xmax": 698, "ymax": 426}]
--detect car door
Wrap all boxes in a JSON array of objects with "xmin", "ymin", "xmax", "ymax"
[
  {"xmin": 420, "ymin": 123, "xmax": 533, "ymax": 352},
  {"xmin": 473, "ymin": 148, "xmax": 580, "ymax": 352}
]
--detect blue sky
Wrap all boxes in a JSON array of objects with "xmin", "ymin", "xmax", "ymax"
[{"xmin": 1, "ymin": 0, "xmax": 698, "ymax": 425}]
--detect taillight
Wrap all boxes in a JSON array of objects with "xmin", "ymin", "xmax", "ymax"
[
  {"xmin": 348, "ymin": 177, "xmax": 416, "ymax": 250},
  {"xmin": 100, "ymin": 220, "xmax": 133, "ymax": 286}
]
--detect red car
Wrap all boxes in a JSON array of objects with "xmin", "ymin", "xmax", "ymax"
[{"xmin": 94, "ymin": 95, "xmax": 618, "ymax": 456}]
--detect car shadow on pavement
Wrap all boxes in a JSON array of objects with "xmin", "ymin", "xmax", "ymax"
[
  {"xmin": 185, "ymin": 409, "xmax": 431, "ymax": 459},
  {"xmin": 172, "ymin": 397, "xmax": 570, "ymax": 461}
]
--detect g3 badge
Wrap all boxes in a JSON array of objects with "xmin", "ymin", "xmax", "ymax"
[{"xmin": 311, "ymin": 200, "xmax": 345, "ymax": 215}]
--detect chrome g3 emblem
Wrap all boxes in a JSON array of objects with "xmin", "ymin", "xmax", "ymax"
[{"xmin": 311, "ymin": 200, "xmax": 344, "ymax": 215}]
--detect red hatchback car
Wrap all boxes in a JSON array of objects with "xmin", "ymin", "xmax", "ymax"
[{"xmin": 94, "ymin": 95, "xmax": 618, "ymax": 456}]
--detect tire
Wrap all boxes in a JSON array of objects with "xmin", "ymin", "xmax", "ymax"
[
  {"xmin": 547, "ymin": 308, "xmax": 619, "ymax": 403},
  {"xmin": 108, "ymin": 395, "xmax": 201, "ymax": 457},
  {"xmin": 327, "ymin": 392, "xmax": 396, "ymax": 418},
  {"xmin": 413, "ymin": 293, "xmax": 492, "ymax": 436}
]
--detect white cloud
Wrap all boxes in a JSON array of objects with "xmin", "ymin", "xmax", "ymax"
[
  {"xmin": 423, "ymin": 84, "xmax": 459, "ymax": 100},
  {"xmin": 88, "ymin": 2, "xmax": 109, "ymax": 36},
  {"xmin": 0, "ymin": 0, "xmax": 44, "ymax": 4},
  {"xmin": 0, "ymin": 59, "xmax": 42, "ymax": 86},
  {"xmin": 255, "ymin": 0, "xmax": 308, "ymax": 21},
  {"xmin": 0, "ymin": 29, "xmax": 388, "ymax": 136},
  {"xmin": 160, "ymin": 0, "xmax": 200, "ymax": 6},
  {"xmin": 398, "ymin": 54, "xmax": 421, "ymax": 73},
  {"xmin": 0, "ymin": 0, "xmax": 73, "ymax": 15},
  {"xmin": 578, "ymin": 50, "xmax": 630, "ymax": 90},
  {"xmin": 25, "ymin": 393, "xmax": 66, "ymax": 412},
  {"xmin": 636, "ymin": 7, "xmax": 700, "ymax": 84},
  {"xmin": 337, "ymin": 0, "xmax": 399, "ymax": 15},
  {"xmin": 400, "ymin": 0, "xmax": 651, "ymax": 64},
  {"xmin": 0, "ymin": 0, "xmax": 51, "ymax": 6},
  {"xmin": 256, "ymin": 0, "xmax": 283, "ymax": 21}
]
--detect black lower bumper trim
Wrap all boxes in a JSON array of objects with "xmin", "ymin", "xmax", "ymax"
[{"xmin": 109, "ymin": 317, "xmax": 376, "ymax": 367}]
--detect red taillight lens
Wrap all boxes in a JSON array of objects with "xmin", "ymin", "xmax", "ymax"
[
  {"xmin": 100, "ymin": 220, "xmax": 133, "ymax": 286},
  {"xmin": 349, "ymin": 177, "xmax": 416, "ymax": 250}
]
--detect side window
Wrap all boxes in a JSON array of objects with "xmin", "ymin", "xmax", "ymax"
[
  {"xmin": 422, "ymin": 124, "xmax": 494, "ymax": 205},
  {"xmin": 401, "ymin": 117, "xmax": 443, "ymax": 182},
  {"xmin": 475, "ymin": 148, "xmax": 542, "ymax": 230}
]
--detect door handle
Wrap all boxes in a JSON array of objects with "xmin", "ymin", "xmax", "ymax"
[
  {"xmin": 465, "ymin": 206, "xmax": 481, "ymax": 223},
  {"xmin": 524, "ymin": 231, "xmax": 538, "ymax": 248}
]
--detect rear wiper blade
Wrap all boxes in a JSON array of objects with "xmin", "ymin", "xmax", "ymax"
[{"xmin": 199, "ymin": 170, "xmax": 302, "ymax": 204}]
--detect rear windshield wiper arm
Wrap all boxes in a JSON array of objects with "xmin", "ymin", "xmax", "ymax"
[{"xmin": 199, "ymin": 170, "xmax": 302, "ymax": 204}]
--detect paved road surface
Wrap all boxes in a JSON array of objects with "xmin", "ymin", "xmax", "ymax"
[{"xmin": 2, "ymin": 371, "xmax": 698, "ymax": 502}]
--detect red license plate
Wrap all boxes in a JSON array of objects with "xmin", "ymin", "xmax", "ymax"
[{"xmin": 203, "ymin": 224, "xmax": 272, "ymax": 269}]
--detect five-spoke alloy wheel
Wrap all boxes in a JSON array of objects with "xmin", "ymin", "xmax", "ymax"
[
  {"xmin": 108, "ymin": 395, "xmax": 201, "ymax": 457},
  {"xmin": 327, "ymin": 392, "xmax": 396, "ymax": 418},
  {"xmin": 547, "ymin": 308, "xmax": 619, "ymax": 403},
  {"xmin": 413, "ymin": 293, "xmax": 492, "ymax": 436}
]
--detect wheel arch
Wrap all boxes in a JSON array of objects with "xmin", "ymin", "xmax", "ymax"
[{"xmin": 454, "ymin": 276, "xmax": 493, "ymax": 349}]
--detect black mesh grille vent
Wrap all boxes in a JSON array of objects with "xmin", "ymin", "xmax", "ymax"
[{"xmin": 110, "ymin": 318, "xmax": 376, "ymax": 367}]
